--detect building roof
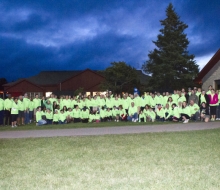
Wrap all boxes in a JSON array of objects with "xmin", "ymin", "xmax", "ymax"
[
  {"xmin": 195, "ymin": 49, "xmax": 220, "ymax": 83},
  {"xmin": 28, "ymin": 70, "xmax": 83, "ymax": 85}
]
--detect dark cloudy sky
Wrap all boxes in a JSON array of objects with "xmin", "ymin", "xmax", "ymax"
[{"xmin": 1, "ymin": 0, "xmax": 220, "ymax": 81}]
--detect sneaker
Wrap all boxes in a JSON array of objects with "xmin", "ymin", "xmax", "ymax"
[
  {"xmin": 14, "ymin": 125, "xmax": 17, "ymax": 127},
  {"xmin": 117, "ymin": 120, "xmax": 119, "ymax": 122},
  {"xmin": 36, "ymin": 123, "xmax": 38, "ymax": 126},
  {"xmin": 11, "ymin": 125, "xmax": 14, "ymax": 128},
  {"xmin": 132, "ymin": 118, "xmax": 134, "ymax": 122},
  {"xmin": 183, "ymin": 119, "xmax": 189, "ymax": 124}
]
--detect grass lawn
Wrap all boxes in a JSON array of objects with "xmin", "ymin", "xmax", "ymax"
[
  {"xmin": 0, "ymin": 129, "xmax": 220, "ymax": 189},
  {"xmin": 0, "ymin": 121, "xmax": 179, "ymax": 131}
]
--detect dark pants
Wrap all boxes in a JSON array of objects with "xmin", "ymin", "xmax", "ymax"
[
  {"xmin": 217, "ymin": 104, "xmax": 220, "ymax": 118},
  {"xmin": 47, "ymin": 119, "xmax": 53, "ymax": 125},
  {"xmin": 4, "ymin": 110, "xmax": 11, "ymax": 125},
  {"xmin": 210, "ymin": 106, "xmax": 217, "ymax": 115},
  {"xmin": 0, "ymin": 110, "xmax": 4, "ymax": 125},
  {"xmin": 82, "ymin": 118, "xmax": 89, "ymax": 123},
  {"xmin": 191, "ymin": 112, "xmax": 200, "ymax": 121},
  {"xmin": 181, "ymin": 113, "xmax": 190, "ymax": 119},
  {"xmin": 156, "ymin": 115, "xmax": 164, "ymax": 122}
]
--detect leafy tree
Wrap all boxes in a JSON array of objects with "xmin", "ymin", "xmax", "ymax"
[
  {"xmin": 100, "ymin": 61, "xmax": 139, "ymax": 94},
  {"xmin": 142, "ymin": 3, "xmax": 199, "ymax": 91}
]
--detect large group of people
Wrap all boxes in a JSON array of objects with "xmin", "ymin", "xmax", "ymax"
[{"xmin": 0, "ymin": 85, "xmax": 219, "ymax": 128}]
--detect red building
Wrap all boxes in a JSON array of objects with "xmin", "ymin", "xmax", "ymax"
[
  {"xmin": 195, "ymin": 49, "xmax": 220, "ymax": 90},
  {"xmin": 4, "ymin": 69, "xmax": 105, "ymax": 97}
]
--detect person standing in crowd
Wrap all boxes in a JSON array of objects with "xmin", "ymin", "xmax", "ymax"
[
  {"xmin": 11, "ymin": 97, "xmax": 19, "ymax": 128},
  {"xmin": 216, "ymin": 90, "xmax": 220, "ymax": 120},
  {"xmin": 17, "ymin": 95, "xmax": 25, "ymax": 125},
  {"xmin": 33, "ymin": 94, "xmax": 41, "ymax": 122},
  {"xmin": 23, "ymin": 93, "xmax": 30, "ymax": 124},
  {"xmin": 188, "ymin": 90, "xmax": 198, "ymax": 105},
  {"xmin": 4, "ymin": 94, "xmax": 13, "ymax": 125},
  {"xmin": 208, "ymin": 89, "xmax": 219, "ymax": 121},
  {"xmin": 198, "ymin": 90, "xmax": 209, "ymax": 107},
  {"xmin": 0, "ymin": 96, "xmax": 4, "ymax": 126},
  {"xmin": 206, "ymin": 85, "xmax": 213, "ymax": 95},
  {"xmin": 28, "ymin": 98, "xmax": 34, "ymax": 123}
]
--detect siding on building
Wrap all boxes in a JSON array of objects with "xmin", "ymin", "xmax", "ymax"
[{"xmin": 202, "ymin": 60, "xmax": 220, "ymax": 90}]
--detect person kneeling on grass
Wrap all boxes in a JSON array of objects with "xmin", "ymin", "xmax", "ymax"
[
  {"xmin": 147, "ymin": 107, "xmax": 156, "ymax": 122},
  {"xmin": 171, "ymin": 103, "xmax": 180, "ymax": 122},
  {"xmin": 81, "ymin": 107, "xmax": 89, "ymax": 123},
  {"xmin": 53, "ymin": 109, "xmax": 59, "ymax": 124},
  {"xmin": 200, "ymin": 102, "xmax": 210, "ymax": 122},
  {"xmin": 59, "ymin": 109, "xmax": 66, "ymax": 124},
  {"xmin": 155, "ymin": 104, "xmax": 165, "ymax": 122},
  {"xmin": 36, "ymin": 106, "xmax": 47, "ymax": 126},
  {"xmin": 112, "ymin": 106, "xmax": 120, "ymax": 122},
  {"xmin": 139, "ymin": 110, "xmax": 146, "ymax": 122},
  {"xmin": 181, "ymin": 101, "xmax": 191, "ymax": 124},
  {"xmin": 46, "ymin": 108, "xmax": 53, "ymax": 125},
  {"xmin": 127, "ymin": 102, "xmax": 138, "ymax": 122}
]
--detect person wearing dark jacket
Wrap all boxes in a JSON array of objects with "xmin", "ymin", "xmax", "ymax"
[
  {"xmin": 198, "ymin": 90, "xmax": 210, "ymax": 106},
  {"xmin": 200, "ymin": 102, "xmax": 210, "ymax": 122},
  {"xmin": 188, "ymin": 90, "xmax": 198, "ymax": 105}
]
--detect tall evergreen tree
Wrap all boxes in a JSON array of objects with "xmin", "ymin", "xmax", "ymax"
[{"xmin": 142, "ymin": 3, "xmax": 199, "ymax": 91}]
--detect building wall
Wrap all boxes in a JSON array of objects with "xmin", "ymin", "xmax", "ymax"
[
  {"xmin": 61, "ymin": 70, "xmax": 105, "ymax": 91},
  {"xmin": 202, "ymin": 60, "xmax": 220, "ymax": 90}
]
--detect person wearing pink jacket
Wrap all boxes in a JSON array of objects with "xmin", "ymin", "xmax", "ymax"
[{"xmin": 208, "ymin": 89, "xmax": 219, "ymax": 121}]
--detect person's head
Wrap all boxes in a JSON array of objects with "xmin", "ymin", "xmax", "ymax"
[
  {"xmin": 24, "ymin": 93, "xmax": 28, "ymax": 98},
  {"xmin": 201, "ymin": 102, "xmax": 206, "ymax": 108},
  {"xmin": 188, "ymin": 88, "xmax": 191, "ymax": 93},
  {"xmin": 60, "ymin": 109, "xmax": 64, "ymax": 113},
  {"xmin": 168, "ymin": 97, "xmax": 173, "ymax": 102},
  {"xmin": 172, "ymin": 103, "xmax": 177, "ymax": 108},
  {"xmin": 211, "ymin": 89, "xmax": 215, "ymax": 94},
  {"xmin": 182, "ymin": 101, "xmax": 187, "ymax": 107},
  {"xmin": 37, "ymin": 106, "xmax": 41, "ymax": 111},
  {"xmin": 201, "ymin": 89, "xmax": 206, "ymax": 95},
  {"xmin": 131, "ymin": 102, "xmax": 134, "ymax": 107},
  {"xmin": 208, "ymin": 85, "xmax": 213, "ymax": 90},
  {"xmin": 181, "ymin": 88, "xmax": 185, "ymax": 93},
  {"xmin": 158, "ymin": 104, "xmax": 162, "ymax": 108},
  {"xmin": 165, "ymin": 104, "xmax": 169, "ymax": 109},
  {"xmin": 194, "ymin": 87, "xmax": 197, "ymax": 91},
  {"xmin": 63, "ymin": 106, "xmax": 67, "ymax": 111},
  {"xmin": 197, "ymin": 88, "xmax": 201, "ymax": 92},
  {"xmin": 19, "ymin": 95, "xmax": 23, "ymax": 100},
  {"xmin": 35, "ymin": 94, "xmax": 39, "ymax": 99},
  {"xmin": 190, "ymin": 100, "xmax": 194, "ymax": 105},
  {"xmin": 46, "ymin": 108, "xmax": 51, "ymax": 113},
  {"xmin": 191, "ymin": 90, "xmax": 195, "ymax": 95},
  {"xmin": 14, "ymin": 97, "xmax": 18, "ymax": 103}
]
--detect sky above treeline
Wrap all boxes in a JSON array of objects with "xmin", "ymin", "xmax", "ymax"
[{"xmin": 1, "ymin": 0, "xmax": 220, "ymax": 81}]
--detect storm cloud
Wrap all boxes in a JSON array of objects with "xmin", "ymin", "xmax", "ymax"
[{"xmin": 0, "ymin": 0, "xmax": 219, "ymax": 81}]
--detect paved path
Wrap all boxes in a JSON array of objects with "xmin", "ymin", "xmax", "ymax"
[{"xmin": 0, "ymin": 122, "xmax": 219, "ymax": 139}]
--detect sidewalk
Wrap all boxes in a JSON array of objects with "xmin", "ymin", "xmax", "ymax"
[{"xmin": 0, "ymin": 122, "xmax": 219, "ymax": 139}]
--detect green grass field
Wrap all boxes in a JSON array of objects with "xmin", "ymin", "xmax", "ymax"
[{"xmin": 1, "ymin": 129, "xmax": 220, "ymax": 189}]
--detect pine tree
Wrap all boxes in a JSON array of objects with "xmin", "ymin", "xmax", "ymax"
[{"xmin": 142, "ymin": 3, "xmax": 199, "ymax": 91}]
